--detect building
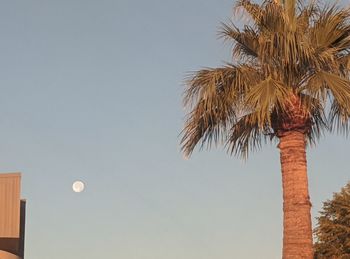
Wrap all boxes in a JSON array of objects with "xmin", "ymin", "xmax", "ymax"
[{"xmin": 0, "ymin": 173, "xmax": 26, "ymax": 259}]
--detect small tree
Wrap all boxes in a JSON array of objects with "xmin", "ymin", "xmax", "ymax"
[{"xmin": 314, "ymin": 182, "xmax": 350, "ymax": 259}]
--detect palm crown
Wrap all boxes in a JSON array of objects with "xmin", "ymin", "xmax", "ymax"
[{"xmin": 181, "ymin": 0, "xmax": 350, "ymax": 158}]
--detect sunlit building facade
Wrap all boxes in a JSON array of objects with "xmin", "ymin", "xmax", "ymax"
[{"xmin": 0, "ymin": 173, "xmax": 26, "ymax": 259}]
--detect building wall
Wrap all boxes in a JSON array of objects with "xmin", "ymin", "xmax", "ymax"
[
  {"xmin": 0, "ymin": 173, "xmax": 23, "ymax": 258},
  {"xmin": 0, "ymin": 250, "xmax": 21, "ymax": 259},
  {"xmin": 0, "ymin": 173, "xmax": 21, "ymax": 239},
  {"xmin": 0, "ymin": 238, "xmax": 19, "ymax": 255}
]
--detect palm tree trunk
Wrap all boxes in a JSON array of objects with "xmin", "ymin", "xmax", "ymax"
[{"xmin": 278, "ymin": 131, "xmax": 313, "ymax": 259}]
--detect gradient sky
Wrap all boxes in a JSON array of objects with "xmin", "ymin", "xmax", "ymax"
[{"xmin": 0, "ymin": 0, "xmax": 349, "ymax": 258}]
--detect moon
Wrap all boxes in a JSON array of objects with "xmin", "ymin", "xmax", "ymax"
[{"xmin": 72, "ymin": 181, "xmax": 85, "ymax": 193}]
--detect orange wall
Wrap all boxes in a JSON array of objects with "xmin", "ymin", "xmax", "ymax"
[{"xmin": 0, "ymin": 173, "xmax": 21, "ymax": 238}]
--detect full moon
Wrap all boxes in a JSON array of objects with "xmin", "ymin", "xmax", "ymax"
[{"xmin": 72, "ymin": 181, "xmax": 85, "ymax": 193}]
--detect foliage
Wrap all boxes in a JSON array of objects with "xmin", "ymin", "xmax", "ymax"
[
  {"xmin": 181, "ymin": 0, "xmax": 350, "ymax": 158},
  {"xmin": 314, "ymin": 182, "xmax": 350, "ymax": 259}
]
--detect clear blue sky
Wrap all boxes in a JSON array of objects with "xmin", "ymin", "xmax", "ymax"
[{"xmin": 0, "ymin": 0, "xmax": 349, "ymax": 258}]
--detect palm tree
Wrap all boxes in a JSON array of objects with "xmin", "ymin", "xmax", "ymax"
[{"xmin": 181, "ymin": 0, "xmax": 350, "ymax": 258}]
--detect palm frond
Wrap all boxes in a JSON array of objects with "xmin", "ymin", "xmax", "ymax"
[
  {"xmin": 338, "ymin": 54, "xmax": 350, "ymax": 77},
  {"xmin": 302, "ymin": 71, "xmax": 350, "ymax": 113},
  {"xmin": 322, "ymin": 72, "xmax": 350, "ymax": 114},
  {"xmin": 300, "ymin": 94, "xmax": 327, "ymax": 145},
  {"xmin": 219, "ymin": 23, "xmax": 259, "ymax": 59},
  {"xmin": 235, "ymin": 0, "xmax": 264, "ymax": 23},
  {"xmin": 309, "ymin": 5, "xmax": 350, "ymax": 51},
  {"xmin": 244, "ymin": 77, "xmax": 290, "ymax": 126},
  {"xmin": 301, "ymin": 71, "xmax": 328, "ymax": 105},
  {"xmin": 296, "ymin": 3, "xmax": 316, "ymax": 34},
  {"xmin": 260, "ymin": 1, "xmax": 285, "ymax": 33},
  {"xmin": 284, "ymin": 0, "xmax": 297, "ymax": 30},
  {"xmin": 329, "ymin": 100, "xmax": 350, "ymax": 135},
  {"xmin": 182, "ymin": 65, "xmax": 260, "ymax": 157},
  {"xmin": 307, "ymin": 109, "xmax": 326, "ymax": 145},
  {"xmin": 226, "ymin": 112, "xmax": 271, "ymax": 159}
]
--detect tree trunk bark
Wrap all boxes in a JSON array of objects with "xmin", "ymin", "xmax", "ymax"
[{"xmin": 278, "ymin": 131, "xmax": 313, "ymax": 259}]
